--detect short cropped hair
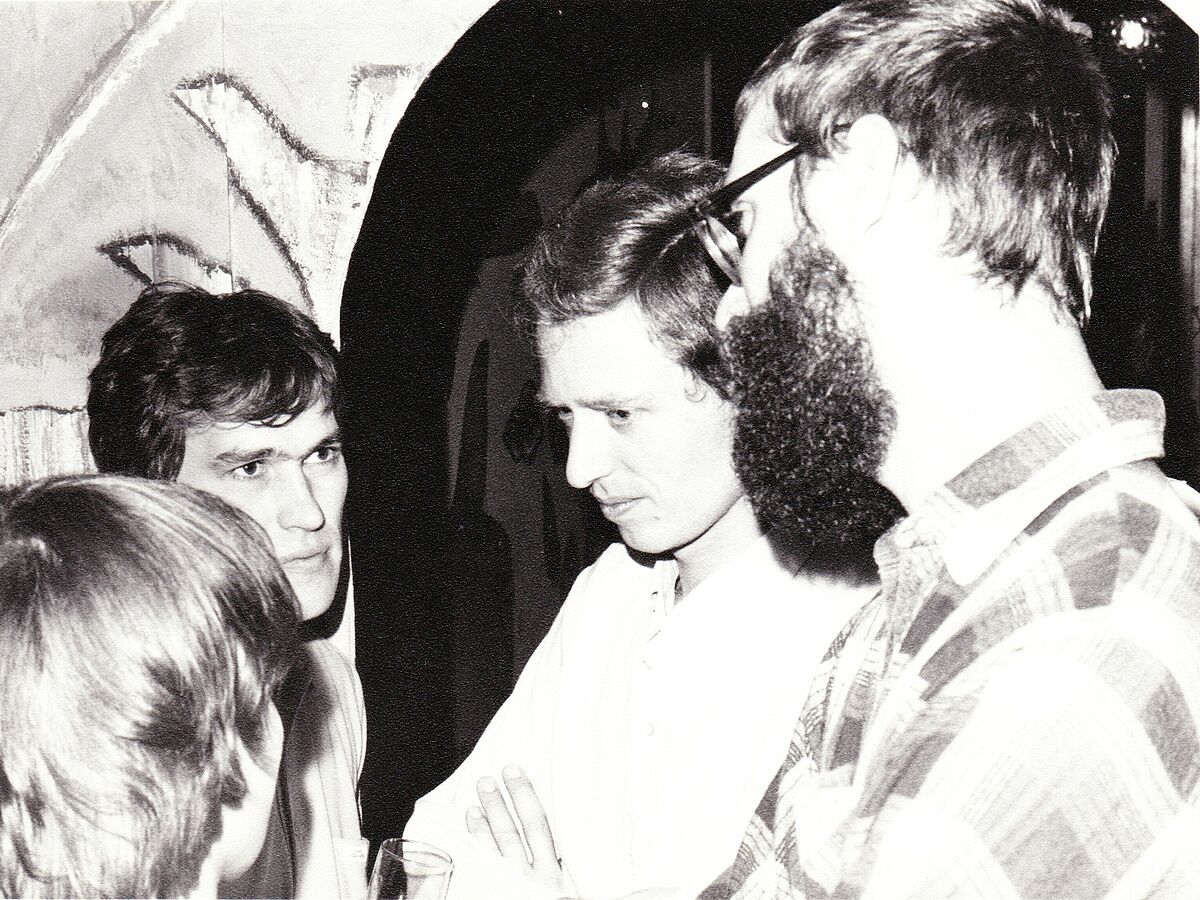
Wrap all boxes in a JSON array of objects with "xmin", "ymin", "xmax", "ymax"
[
  {"xmin": 520, "ymin": 151, "xmax": 728, "ymax": 392},
  {"xmin": 0, "ymin": 475, "xmax": 299, "ymax": 898},
  {"xmin": 741, "ymin": 0, "xmax": 1115, "ymax": 321},
  {"xmin": 88, "ymin": 283, "xmax": 341, "ymax": 479}
]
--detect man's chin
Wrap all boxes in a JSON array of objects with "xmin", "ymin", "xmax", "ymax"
[
  {"xmin": 618, "ymin": 526, "xmax": 675, "ymax": 559},
  {"xmin": 290, "ymin": 577, "xmax": 338, "ymax": 623}
]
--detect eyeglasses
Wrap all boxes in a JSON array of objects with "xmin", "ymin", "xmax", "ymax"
[
  {"xmin": 691, "ymin": 125, "xmax": 850, "ymax": 286},
  {"xmin": 689, "ymin": 142, "xmax": 807, "ymax": 286}
]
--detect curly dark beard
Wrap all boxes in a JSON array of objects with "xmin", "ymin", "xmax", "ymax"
[{"xmin": 721, "ymin": 226, "xmax": 903, "ymax": 545}]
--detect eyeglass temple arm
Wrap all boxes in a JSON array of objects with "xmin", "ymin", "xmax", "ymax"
[{"xmin": 693, "ymin": 142, "xmax": 809, "ymax": 220}]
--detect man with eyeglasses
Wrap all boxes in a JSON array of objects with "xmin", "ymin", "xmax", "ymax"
[
  {"xmin": 402, "ymin": 153, "xmax": 879, "ymax": 900},
  {"xmin": 690, "ymin": 1, "xmax": 1200, "ymax": 898}
]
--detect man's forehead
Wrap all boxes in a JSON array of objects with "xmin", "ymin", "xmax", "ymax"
[
  {"xmin": 535, "ymin": 306, "xmax": 685, "ymax": 405},
  {"xmin": 535, "ymin": 301, "xmax": 654, "ymax": 349},
  {"xmin": 536, "ymin": 306, "xmax": 660, "ymax": 368},
  {"xmin": 728, "ymin": 100, "xmax": 792, "ymax": 182}
]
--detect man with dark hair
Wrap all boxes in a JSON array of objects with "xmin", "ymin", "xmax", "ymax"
[
  {"xmin": 87, "ymin": 283, "xmax": 367, "ymax": 899},
  {"xmin": 403, "ymin": 152, "xmax": 878, "ymax": 899},
  {"xmin": 689, "ymin": 1, "xmax": 1200, "ymax": 896},
  {"xmin": 0, "ymin": 475, "xmax": 298, "ymax": 899}
]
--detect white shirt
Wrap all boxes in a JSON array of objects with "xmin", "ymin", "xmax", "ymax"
[{"xmin": 405, "ymin": 536, "xmax": 876, "ymax": 899}]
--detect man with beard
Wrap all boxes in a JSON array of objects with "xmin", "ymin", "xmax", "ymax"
[
  {"xmin": 403, "ymin": 152, "xmax": 877, "ymax": 900},
  {"xmin": 693, "ymin": 0, "xmax": 1200, "ymax": 897}
]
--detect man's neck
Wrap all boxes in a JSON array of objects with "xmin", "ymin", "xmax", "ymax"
[
  {"xmin": 865, "ymin": 272, "xmax": 1104, "ymax": 513},
  {"xmin": 672, "ymin": 494, "xmax": 763, "ymax": 598}
]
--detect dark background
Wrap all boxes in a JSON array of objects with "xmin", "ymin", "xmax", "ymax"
[{"xmin": 340, "ymin": 0, "xmax": 1199, "ymax": 849}]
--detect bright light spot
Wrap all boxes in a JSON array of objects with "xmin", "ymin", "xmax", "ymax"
[
  {"xmin": 640, "ymin": 100, "xmax": 649, "ymax": 109},
  {"xmin": 1118, "ymin": 18, "xmax": 1148, "ymax": 51}
]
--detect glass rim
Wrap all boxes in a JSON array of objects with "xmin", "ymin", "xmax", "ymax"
[{"xmin": 377, "ymin": 837, "xmax": 454, "ymax": 871}]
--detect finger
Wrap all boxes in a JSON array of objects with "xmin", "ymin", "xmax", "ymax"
[
  {"xmin": 501, "ymin": 764, "xmax": 558, "ymax": 871},
  {"xmin": 466, "ymin": 805, "xmax": 494, "ymax": 848},
  {"xmin": 475, "ymin": 776, "xmax": 528, "ymax": 864}
]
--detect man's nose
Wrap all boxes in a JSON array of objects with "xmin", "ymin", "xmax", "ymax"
[
  {"xmin": 715, "ymin": 283, "xmax": 752, "ymax": 331},
  {"xmin": 564, "ymin": 422, "xmax": 613, "ymax": 490},
  {"xmin": 278, "ymin": 469, "xmax": 326, "ymax": 531}
]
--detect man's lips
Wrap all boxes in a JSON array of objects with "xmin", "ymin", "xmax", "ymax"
[
  {"xmin": 281, "ymin": 548, "xmax": 330, "ymax": 573},
  {"xmin": 595, "ymin": 496, "xmax": 642, "ymax": 520}
]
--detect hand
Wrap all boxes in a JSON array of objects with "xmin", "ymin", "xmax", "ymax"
[{"xmin": 467, "ymin": 764, "xmax": 563, "ymax": 891}]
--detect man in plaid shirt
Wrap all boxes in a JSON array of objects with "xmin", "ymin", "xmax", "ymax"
[{"xmin": 686, "ymin": 0, "xmax": 1200, "ymax": 897}]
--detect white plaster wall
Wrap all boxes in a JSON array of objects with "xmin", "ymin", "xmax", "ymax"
[{"xmin": 0, "ymin": 0, "xmax": 497, "ymax": 483}]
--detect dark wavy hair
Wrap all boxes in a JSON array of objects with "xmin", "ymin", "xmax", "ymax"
[
  {"xmin": 519, "ymin": 151, "xmax": 729, "ymax": 393},
  {"xmin": 87, "ymin": 282, "xmax": 340, "ymax": 479},
  {"xmin": 741, "ymin": 0, "xmax": 1114, "ymax": 322},
  {"xmin": 0, "ymin": 475, "xmax": 299, "ymax": 898}
]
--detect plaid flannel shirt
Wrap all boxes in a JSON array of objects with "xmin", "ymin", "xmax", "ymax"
[{"xmin": 702, "ymin": 390, "xmax": 1200, "ymax": 899}]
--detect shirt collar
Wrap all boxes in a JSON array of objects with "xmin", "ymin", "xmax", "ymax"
[
  {"xmin": 885, "ymin": 389, "xmax": 1166, "ymax": 586},
  {"xmin": 662, "ymin": 531, "xmax": 798, "ymax": 605}
]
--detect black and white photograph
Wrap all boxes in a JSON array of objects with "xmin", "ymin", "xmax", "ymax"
[{"xmin": 0, "ymin": 1, "xmax": 1198, "ymax": 897}]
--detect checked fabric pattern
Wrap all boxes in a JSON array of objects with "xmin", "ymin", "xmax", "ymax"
[{"xmin": 702, "ymin": 390, "xmax": 1200, "ymax": 899}]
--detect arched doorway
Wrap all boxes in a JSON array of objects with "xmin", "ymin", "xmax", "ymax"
[
  {"xmin": 340, "ymin": 0, "xmax": 1199, "ymax": 847},
  {"xmin": 340, "ymin": 0, "xmax": 810, "ymax": 845}
]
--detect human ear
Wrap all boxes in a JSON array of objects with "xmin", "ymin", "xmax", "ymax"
[
  {"xmin": 216, "ymin": 711, "xmax": 283, "ymax": 881},
  {"xmin": 836, "ymin": 113, "xmax": 907, "ymax": 232}
]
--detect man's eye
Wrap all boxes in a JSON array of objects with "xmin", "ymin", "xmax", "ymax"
[
  {"xmin": 719, "ymin": 209, "xmax": 747, "ymax": 247},
  {"xmin": 312, "ymin": 445, "xmax": 342, "ymax": 464},
  {"xmin": 605, "ymin": 408, "xmax": 631, "ymax": 422},
  {"xmin": 235, "ymin": 460, "xmax": 263, "ymax": 478}
]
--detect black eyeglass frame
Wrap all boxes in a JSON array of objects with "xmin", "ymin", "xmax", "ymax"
[
  {"xmin": 689, "ymin": 142, "xmax": 807, "ymax": 227},
  {"xmin": 689, "ymin": 126, "xmax": 848, "ymax": 285}
]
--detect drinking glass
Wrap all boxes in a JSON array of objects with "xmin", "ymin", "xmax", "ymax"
[{"xmin": 367, "ymin": 839, "xmax": 453, "ymax": 900}]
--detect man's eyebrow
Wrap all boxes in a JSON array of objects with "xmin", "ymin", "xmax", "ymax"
[
  {"xmin": 315, "ymin": 429, "xmax": 343, "ymax": 447},
  {"xmin": 538, "ymin": 394, "xmax": 640, "ymax": 410},
  {"xmin": 208, "ymin": 429, "xmax": 343, "ymax": 467},
  {"xmin": 289, "ymin": 428, "xmax": 345, "ymax": 458},
  {"xmin": 211, "ymin": 447, "xmax": 280, "ymax": 466},
  {"xmin": 292, "ymin": 428, "xmax": 345, "ymax": 458}
]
